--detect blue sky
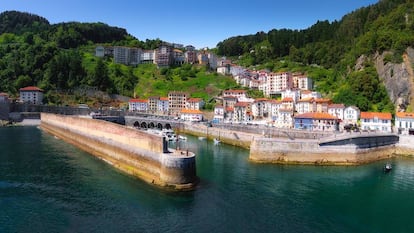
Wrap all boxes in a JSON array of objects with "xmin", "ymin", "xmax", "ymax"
[{"xmin": 1, "ymin": 0, "xmax": 378, "ymax": 49}]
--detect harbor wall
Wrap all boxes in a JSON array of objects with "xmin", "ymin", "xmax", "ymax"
[
  {"xmin": 249, "ymin": 135, "xmax": 398, "ymax": 165},
  {"xmin": 40, "ymin": 113, "xmax": 197, "ymax": 190},
  {"xmin": 179, "ymin": 123, "xmax": 254, "ymax": 149}
]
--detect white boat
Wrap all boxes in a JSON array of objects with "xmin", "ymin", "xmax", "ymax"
[
  {"xmin": 384, "ymin": 163, "xmax": 392, "ymax": 172},
  {"xmin": 213, "ymin": 138, "xmax": 221, "ymax": 145},
  {"xmin": 178, "ymin": 135, "xmax": 187, "ymax": 141},
  {"xmin": 198, "ymin": 136, "xmax": 206, "ymax": 140}
]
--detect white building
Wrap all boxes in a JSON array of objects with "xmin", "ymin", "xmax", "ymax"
[
  {"xmin": 213, "ymin": 105, "xmax": 225, "ymax": 123},
  {"xmin": 301, "ymin": 90, "xmax": 321, "ymax": 99},
  {"xmin": 157, "ymin": 97, "xmax": 169, "ymax": 113},
  {"xmin": 395, "ymin": 112, "xmax": 414, "ymax": 135},
  {"xmin": 129, "ymin": 99, "xmax": 148, "ymax": 112},
  {"xmin": 186, "ymin": 98, "xmax": 205, "ymax": 110},
  {"xmin": 343, "ymin": 106, "xmax": 360, "ymax": 125},
  {"xmin": 180, "ymin": 109, "xmax": 203, "ymax": 122},
  {"xmin": 281, "ymin": 89, "xmax": 300, "ymax": 103},
  {"xmin": 295, "ymin": 97, "xmax": 314, "ymax": 114},
  {"xmin": 19, "ymin": 86, "xmax": 43, "ymax": 105},
  {"xmin": 360, "ymin": 112, "xmax": 392, "ymax": 132},
  {"xmin": 328, "ymin": 104, "xmax": 345, "ymax": 121}
]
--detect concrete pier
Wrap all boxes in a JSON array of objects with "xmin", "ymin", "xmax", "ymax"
[{"xmin": 40, "ymin": 113, "xmax": 197, "ymax": 191}]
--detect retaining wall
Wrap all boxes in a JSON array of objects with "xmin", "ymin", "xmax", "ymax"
[{"xmin": 40, "ymin": 113, "xmax": 197, "ymax": 190}]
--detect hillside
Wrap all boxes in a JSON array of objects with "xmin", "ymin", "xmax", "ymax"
[
  {"xmin": 0, "ymin": 11, "xmax": 237, "ymax": 108},
  {"xmin": 216, "ymin": 0, "xmax": 414, "ymax": 113}
]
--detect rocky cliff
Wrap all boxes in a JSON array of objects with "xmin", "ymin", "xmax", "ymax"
[{"xmin": 374, "ymin": 48, "xmax": 414, "ymax": 112}]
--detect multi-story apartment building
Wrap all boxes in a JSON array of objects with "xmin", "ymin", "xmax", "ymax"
[
  {"xmin": 263, "ymin": 72, "xmax": 293, "ymax": 98},
  {"xmin": 141, "ymin": 50, "xmax": 156, "ymax": 64},
  {"xmin": 293, "ymin": 73, "xmax": 313, "ymax": 90},
  {"xmin": 185, "ymin": 46, "xmax": 198, "ymax": 64},
  {"xmin": 113, "ymin": 46, "xmax": 141, "ymax": 65},
  {"xmin": 168, "ymin": 91, "xmax": 188, "ymax": 115},
  {"xmin": 173, "ymin": 49, "xmax": 185, "ymax": 65},
  {"xmin": 129, "ymin": 99, "xmax": 148, "ymax": 112},
  {"xmin": 295, "ymin": 97, "xmax": 314, "ymax": 114},
  {"xmin": 19, "ymin": 86, "xmax": 43, "ymax": 105},
  {"xmin": 156, "ymin": 45, "xmax": 173, "ymax": 67},
  {"xmin": 233, "ymin": 102, "xmax": 251, "ymax": 123},
  {"xmin": 148, "ymin": 96, "xmax": 160, "ymax": 113},
  {"xmin": 251, "ymin": 98, "xmax": 268, "ymax": 120},
  {"xmin": 158, "ymin": 97, "xmax": 169, "ymax": 114}
]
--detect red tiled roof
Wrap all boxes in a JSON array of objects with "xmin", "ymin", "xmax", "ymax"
[
  {"xmin": 297, "ymin": 97, "xmax": 314, "ymax": 103},
  {"xmin": 129, "ymin": 99, "xmax": 148, "ymax": 103},
  {"xmin": 224, "ymin": 89, "xmax": 246, "ymax": 93},
  {"xmin": 396, "ymin": 112, "xmax": 414, "ymax": 119},
  {"xmin": 315, "ymin": 98, "xmax": 331, "ymax": 103},
  {"xmin": 19, "ymin": 86, "xmax": 43, "ymax": 92},
  {"xmin": 181, "ymin": 109, "xmax": 203, "ymax": 114},
  {"xmin": 234, "ymin": 102, "xmax": 250, "ymax": 107},
  {"xmin": 295, "ymin": 112, "xmax": 338, "ymax": 120},
  {"xmin": 281, "ymin": 97, "xmax": 293, "ymax": 102},
  {"xmin": 160, "ymin": 97, "xmax": 169, "ymax": 101},
  {"xmin": 360, "ymin": 112, "xmax": 392, "ymax": 120},
  {"xmin": 328, "ymin": 104, "xmax": 345, "ymax": 109},
  {"xmin": 187, "ymin": 98, "xmax": 203, "ymax": 103},
  {"xmin": 0, "ymin": 92, "xmax": 8, "ymax": 96},
  {"xmin": 226, "ymin": 107, "xmax": 234, "ymax": 112}
]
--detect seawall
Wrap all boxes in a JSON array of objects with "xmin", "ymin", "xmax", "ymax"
[
  {"xmin": 40, "ymin": 113, "xmax": 197, "ymax": 190},
  {"xmin": 249, "ymin": 134, "xmax": 399, "ymax": 165}
]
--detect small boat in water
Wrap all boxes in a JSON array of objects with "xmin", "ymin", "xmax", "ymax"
[
  {"xmin": 213, "ymin": 138, "xmax": 221, "ymax": 145},
  {"xmin": 384, "ymin": 163, "xmax": 392, "ymax": 172},
  {"xmin": 198, "ymin": 136, "xmax": 206, "ymax": 141}
]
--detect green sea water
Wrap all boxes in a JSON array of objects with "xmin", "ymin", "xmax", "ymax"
[{"xmin": 1, "ymin": 126, "xmax": 414, "ymax": 233}]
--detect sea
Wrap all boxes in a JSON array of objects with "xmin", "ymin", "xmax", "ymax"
[{"xmin": 1, "ymin": 126, "xmax": 414, "ymax": 233}]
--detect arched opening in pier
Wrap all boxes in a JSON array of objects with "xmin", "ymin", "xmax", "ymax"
[
  {"xmin": 140, "ymin": 122, "xmax": 147, "ymax": 129},
  {"xmin": 133, "ymin": 121, "xmax": 140, "ymax": 128},
  {"xmin": 149, "ymin": 122, "xmax": 155, "ymax": 129},
  {"xmin": 165, "ymin": 123, "xmax": 172, "ymax": 129},
  {"xmin": 157, "ymin": 123, "xmax": 163, "ymax": 130}
]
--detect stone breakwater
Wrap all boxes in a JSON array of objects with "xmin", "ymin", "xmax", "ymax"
[
  {"xmin": 250, "ymin": 134, "xmax": 399, "ymax": 165},
  {"xmin": 40, "ymin": 113, "xmax": 197, "ymax": 190}
]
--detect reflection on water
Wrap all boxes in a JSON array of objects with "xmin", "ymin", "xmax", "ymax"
[{"xmin": 0, "ymin": 127, "xmax": 414, "ymax": 233}]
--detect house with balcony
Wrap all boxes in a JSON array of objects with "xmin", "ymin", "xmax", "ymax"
[
  {"xmin": 129, "ymin": 99, "xmax": 148, "ymax": 112},
  {"xmin": 19, "ymin": 86, "xmax": 43, "ymax": 105},
  {"xmin": 251, "ymin": 98, "xmax": 268, "ymax": 120},
  {"xmin": 360, "ymin": 112, "xmax": 392, "ymax": 132},
  {"xmin": 395, "ymin": 112, "xmax": 414, "ymax": 135},
  {"xmin": 233, "ymin": 102, "xmax": 251, "ymax": 123},
  {"xmin": 213, "ymin": 105, "xmax": 225, "ymax": 123},
  {"xmin": 294, "ymin": 112, "xmax": 339, "ymax": 131},
  {"xmin": 275, "ymin": 108, "xmax": 294, "ymax": 128}
]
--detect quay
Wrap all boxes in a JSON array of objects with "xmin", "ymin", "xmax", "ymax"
[{"xmin": 40, "ymin": 113, "xmax": 198, "ymax": 191}]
